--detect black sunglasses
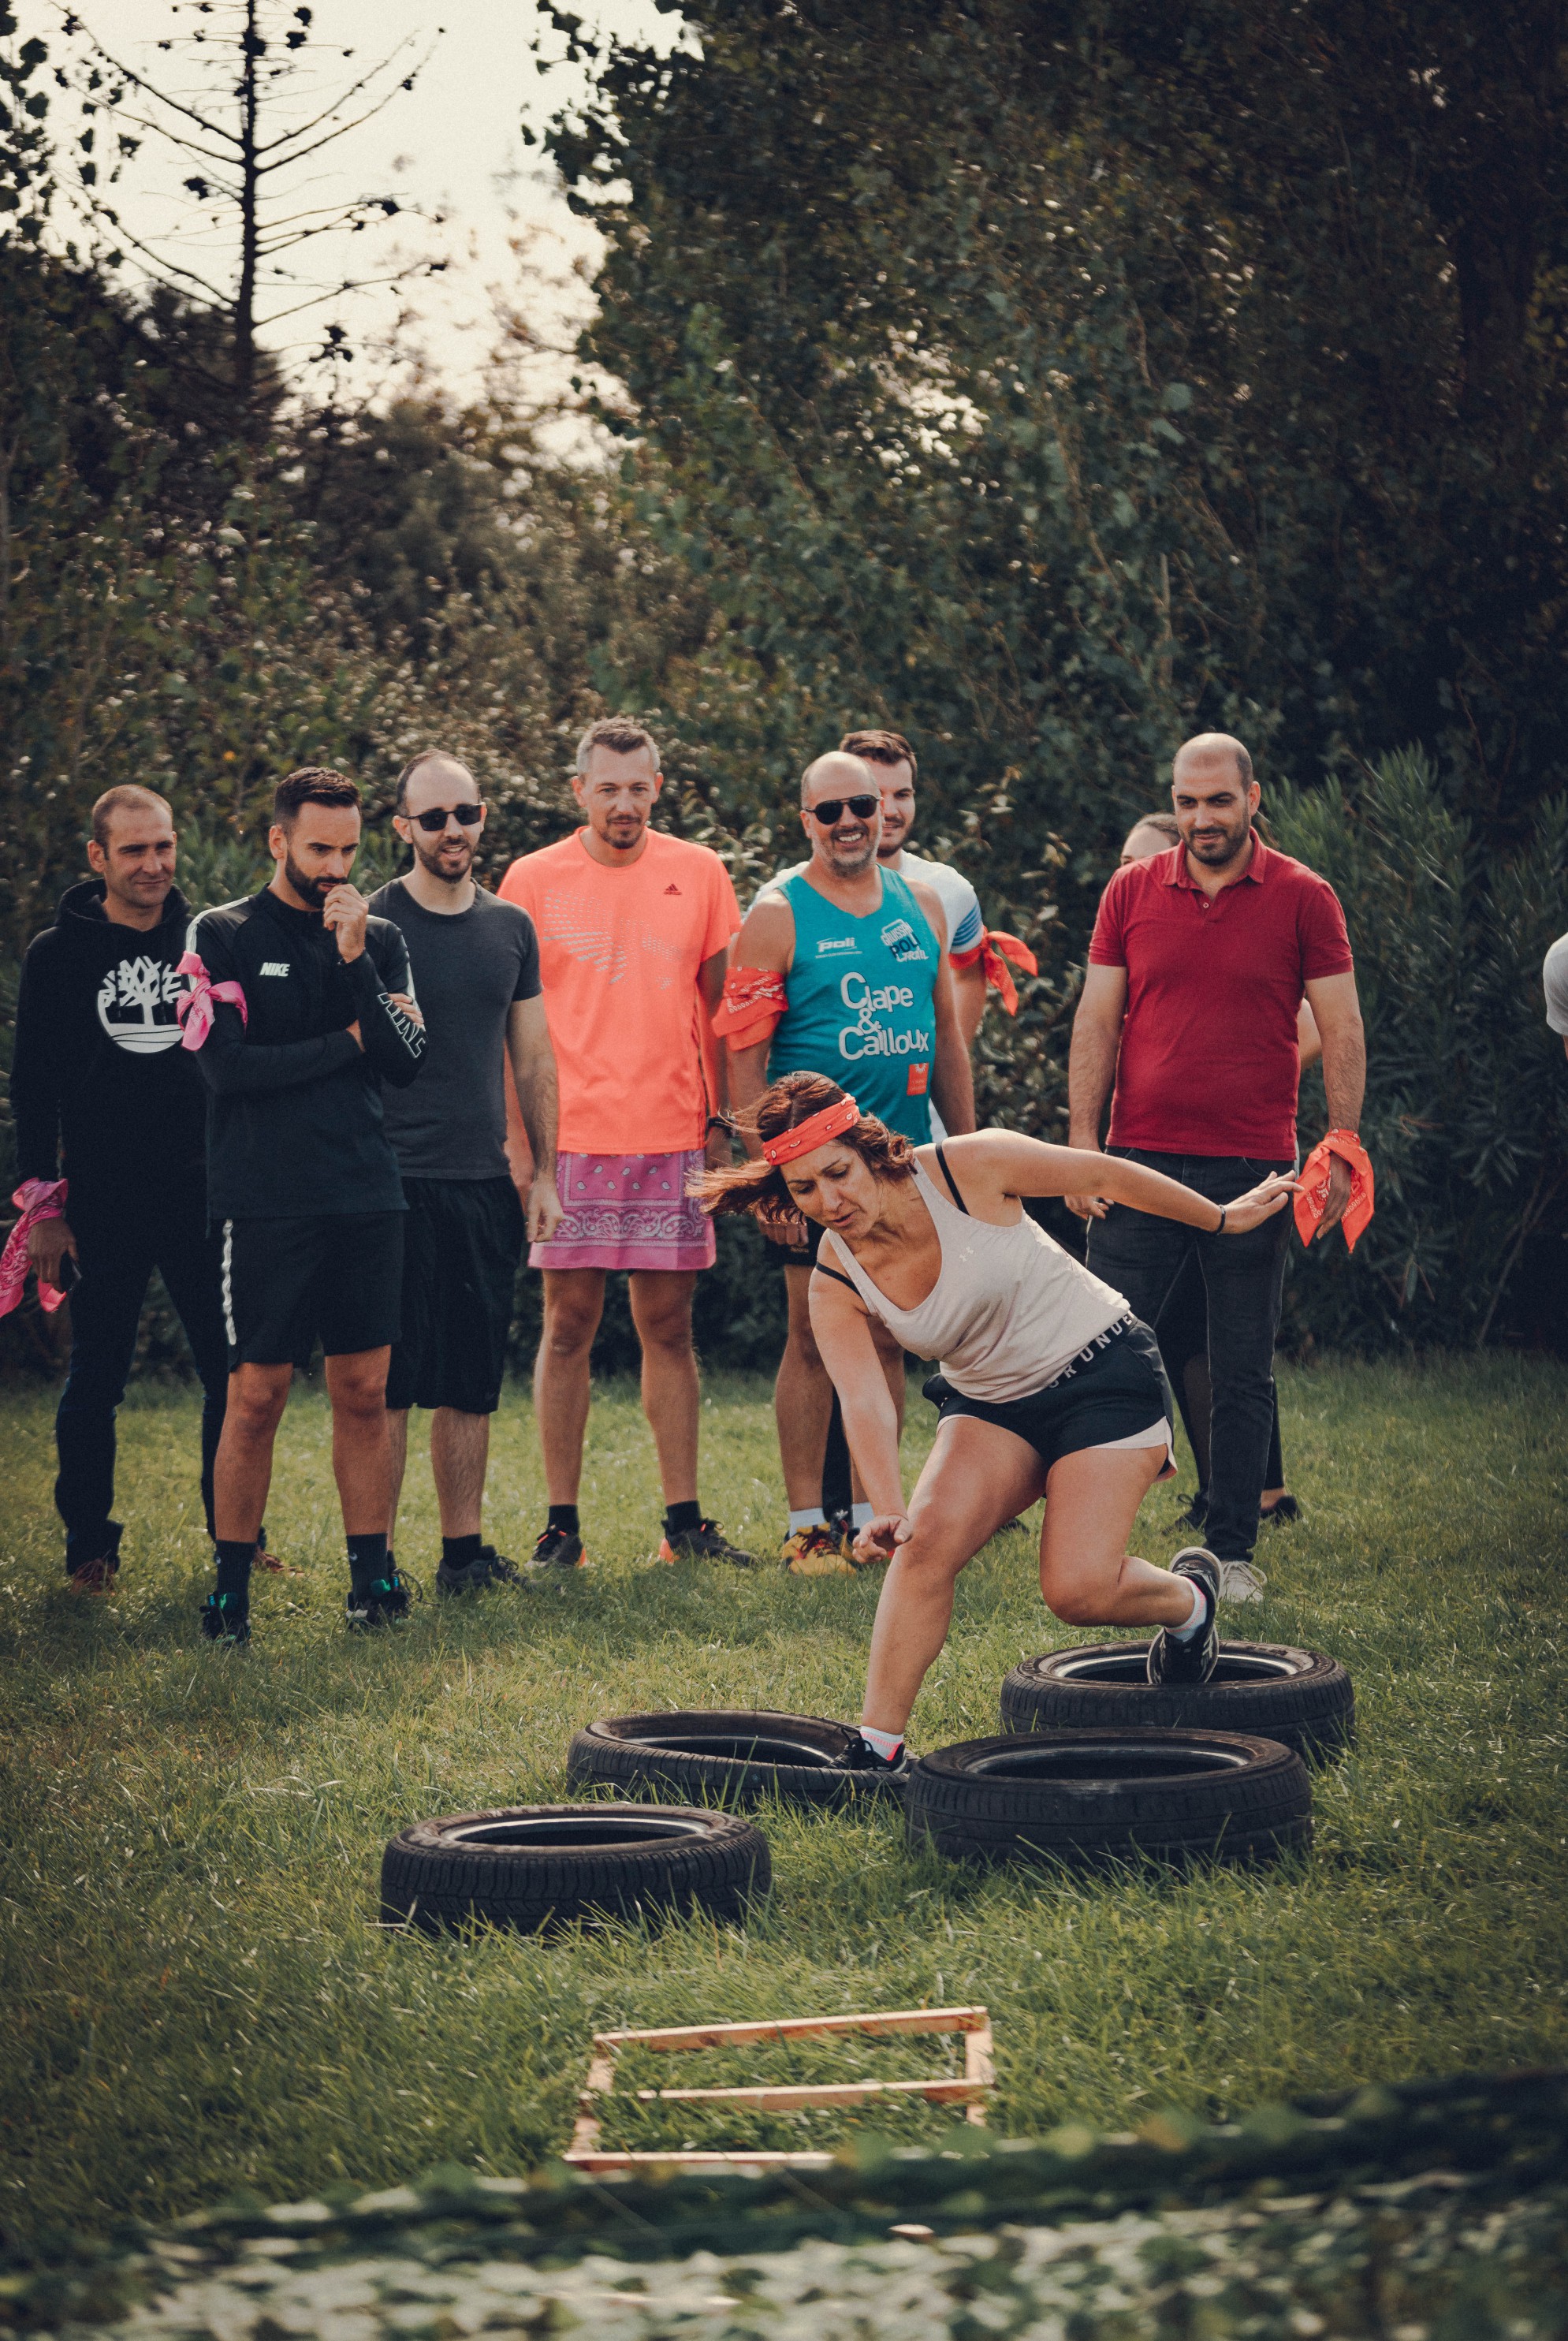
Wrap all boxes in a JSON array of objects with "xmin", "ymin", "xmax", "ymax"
[
  {"xmin": 808, "ymin": 794, "xmax": 879, "ymax": 826},
  {"xmin": 409, "ymin": 803, "xmax": 485, "ymax": 832}
]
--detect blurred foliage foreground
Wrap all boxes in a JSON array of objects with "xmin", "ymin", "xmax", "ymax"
[
  {"xmin": 2, "ymin": 6, "xmax": 1566, "ymax": 1355},
  {"xmin": 6, "ymin": 2071, "xmax": 1567, "ymax": 2340}
]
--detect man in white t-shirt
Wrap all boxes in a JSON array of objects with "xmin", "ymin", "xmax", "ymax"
[{"xmin": 1545, "ymin": 934, "xmax": 1568, "ymax": 1057}]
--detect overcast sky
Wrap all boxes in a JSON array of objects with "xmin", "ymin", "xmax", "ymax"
[{"xmin": 20, "ymin": 0, "xmax": 684, "ymax": 418}]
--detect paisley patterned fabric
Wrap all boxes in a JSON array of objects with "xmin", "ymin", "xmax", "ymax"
[{"xmin": 528, "ymin": 1148, "xmax": 715, "ymax": 1272}]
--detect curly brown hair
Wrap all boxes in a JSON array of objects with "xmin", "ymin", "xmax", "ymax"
[{"xmin": 694, "ymin": 1072, "xmax": 917, "ymax": 1231}]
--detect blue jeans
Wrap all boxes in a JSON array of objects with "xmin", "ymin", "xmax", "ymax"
[
  {"xmin": 1086, "ymin": 1150, "xmax": 1294, "ymax": 1567},
  {"xmin": 54, "ymin": 1188, "xmax": 229, "ymax": 1571}
]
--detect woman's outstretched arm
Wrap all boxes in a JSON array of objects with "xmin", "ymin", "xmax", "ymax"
[
  {"xmin": 807, "ymin": 1268, "xmax": 907, "ymax": 1518},
  {"xmin": 937, "ymin": 1131, "xmax": 1295, "ymax": 1233}
]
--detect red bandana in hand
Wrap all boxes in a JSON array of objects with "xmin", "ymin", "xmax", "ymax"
[
  {"xmin": 1294, "ymin": 1130, "xmax": 1375, "ymax": 1252},
  {"xmin": 951, "ymin": 927, "xmax": 1038, "ymax": 1016}
]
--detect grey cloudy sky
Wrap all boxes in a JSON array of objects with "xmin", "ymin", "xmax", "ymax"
[{"xmin": 21, "ymin": 0, "xmax": 683, "ymax": 413}]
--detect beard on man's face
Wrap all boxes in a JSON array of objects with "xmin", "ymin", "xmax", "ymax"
[
  {"xmin": 283, "ymin": 852, "xmax": 341, "ymax": 910},
  {"xmin": 413, "ymin": 828, "xmax": 475, "ymax": 882}
]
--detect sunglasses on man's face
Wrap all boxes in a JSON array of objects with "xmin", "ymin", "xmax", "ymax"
[
  {"xmin": 808, "ymin": 794, "xmax": 879, "ymax": 826},
  {"xmin": 409, "ymin": 803, "xmax": 485, "ymax": 833}
]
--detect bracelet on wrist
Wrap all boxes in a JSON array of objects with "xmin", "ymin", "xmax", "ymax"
[{"xmin": 1214, "ymin": 1205, "xmax": 1228, "ymax": 1235}]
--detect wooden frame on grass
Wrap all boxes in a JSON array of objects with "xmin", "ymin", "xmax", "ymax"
[{"xmin": 564, "ymin": 2004, "xmax": 995, "ymax": 2171}]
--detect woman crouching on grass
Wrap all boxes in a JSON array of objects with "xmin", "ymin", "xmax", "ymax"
[{"xmin": 695, "ymin": 1072, "xmax": 1298, "ymax": 1777}]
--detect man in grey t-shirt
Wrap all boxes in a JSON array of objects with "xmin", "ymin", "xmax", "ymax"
[{"xmin": 369, "ymin": 751, "xmax": 561, "ymax": 1595}]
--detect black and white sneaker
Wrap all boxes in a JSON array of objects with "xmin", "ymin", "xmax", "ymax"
[
  {"xmin": 199, "ymin": 1590, "xmax": 250, "ymax": 1646},
  {"xmin": 1146, "ymin": 1547, "xmax": 1221, "ymax": 1685},
  {"xmin": 346, "ymin": 1571, "xmax": 415, "ymax": 1631},
  {"xmin": 436, "ymin": 1545, "xmax": 524, "ymax": 1597},
  {"xmin": 527, "ymin": 1524, "xmax": 588, "ymax": 1572},
  {"xmin": 835, "ymin": 1728, "xmax": 911, "ymax": 1783}
]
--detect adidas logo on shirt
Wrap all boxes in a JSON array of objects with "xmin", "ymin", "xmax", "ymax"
[
  {"xmin": 259, "ymin": 960, "xmax": 290, "ymax": 976},
  {"xmin": 664, "ymin": 883, "xmax": 681, "ymax": 895}
]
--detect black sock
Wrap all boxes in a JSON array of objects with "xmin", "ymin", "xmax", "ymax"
[
  {"xmin": 214, "ymin": 1540, "xmax": 254, "ymax": 1604},
  {"xmin": 547, "ymin": 1504, "xmax": 579, "ymax": 1537},
  {"xmin": 443, "ymin": 1533, "xmax": 483, "ymax": 1568},
  {"xmin": 664, "ymin": 1499, "xmax": 703, "ymax": 1537},
  {"xmin": 347, "ymin": 1531, "xmax": 389, "ymax": 1593}
]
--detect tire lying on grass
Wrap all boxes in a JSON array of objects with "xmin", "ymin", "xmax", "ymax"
[
  {"xmin": 568, "ymin": 1709, "xmax": 901, "ymax": 1806},
  {"xmin": 1000, "ymin": 1643, "xmax": 1354, "ymax": 1763},
  {"xmin": 380, "ymin": 1804, "xmax": 769, "ymax": 1935},
  {"xmin": 906, "ymin": 1729, "xmax": 1312, "ymax": 1872}
]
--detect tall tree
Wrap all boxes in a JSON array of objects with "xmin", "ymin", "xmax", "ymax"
[{"xmin": 55, "ymin": 0, "xmax": 444, "ymax": 427}]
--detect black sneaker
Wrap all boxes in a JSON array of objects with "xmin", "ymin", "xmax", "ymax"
[
  {"xmin": 527, "ymin": 1523, "xmax": 588, "ymax": 1572},
  {"xmin": 1174, "ymin": 1485, "xmax": 1210, "ymax": 1531},
  {"xmin": 1146, "ymin": 1547, "xmax": 1221, "ymax": 1685},
  {"xmin": 1260, "ymin": 1494, "xmax": 1301, "ymax": 1526},
  {"xmin": 436, "ymin": 1545, "xmax": 524, "ymax": 1597},
  {"xmin": 657, "ymin": 1518, "xmax": 756, "ymax": 1568},
  {"xmin": 836, "ymin": 1728, "xmax": 911, "ymax": 1782},
  {"xmin": 346, "ymin": 1571, "xmax": 415, "ymax": 1631},
  {"xmin": 199, "ymin": 1591, "xmax": 250, "ymax": 1646}
]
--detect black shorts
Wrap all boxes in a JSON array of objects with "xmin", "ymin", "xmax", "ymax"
[
  {"xmin": 221, "ymin": 1212, "xmax": 404, "ymax": 1370},
  {"xmin": 923, "ymin": 1314, "xmax": 1176, "ymax": 1479},
  {"xmin": 385, "ymin": 1176, "xmax": 523, "ymax": 1415}
]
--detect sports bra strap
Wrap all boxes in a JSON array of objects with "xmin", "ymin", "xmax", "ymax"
[
  {"xmin": 933, "ymin": 1143, "xmax": 969, "ymax": 1214},
  {"xmin": 814, "ymin": 1260, "xmax": 858, "ymax": 1294}
]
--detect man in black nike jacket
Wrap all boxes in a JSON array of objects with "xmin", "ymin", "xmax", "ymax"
[
  {"xmin": 185, "ymin": 766, "xmax": 426, "ymax": 1642},
  {"xmin": 10, "ymin": 785, "xmax": 230, "ymax": 1591}
]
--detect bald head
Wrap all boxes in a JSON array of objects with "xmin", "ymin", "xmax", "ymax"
[
  {"xmin": 799, "ymin": 749, "xmax": 881, "ymax": 878},
  {"xmin": 396, "ymin": 749, "xmax": 475, "ymax": 813},
  {"xmin": 1171, "ymin": 732, "xmax": 1260, "ymax": 874}
]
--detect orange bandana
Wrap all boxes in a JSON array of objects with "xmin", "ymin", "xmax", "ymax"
[
  {"xmin": 1294, "ymin": 1130, "xmax": 1375, "ymax": 1252},
  {"xmin": 761, "ymin": 1095, "xmax": 860, "ymax": 1165},
  {"xmin": 952, "ymin": 926, "xmax": 1038, "ymax": 1016},
  {"xmin": 713, "ymin": 966, "xmax": 788, "ymax": 1049}
]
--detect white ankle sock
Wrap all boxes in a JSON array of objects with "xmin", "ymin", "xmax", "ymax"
[
  {"xmin": 788, "ymin": 1508, "xmax": 827, "ymax": 1534},
  {"xmin": 851, "ymin": 1501, "xmax": 874, "ymax": 1530},
  {"xmin": 1168, "ymin": 1575, "xmax": 1208, "ymax": 1642},
  {"xmin": 859, "ymin": 1724, "xmax": 905, "ymax": 1760}
]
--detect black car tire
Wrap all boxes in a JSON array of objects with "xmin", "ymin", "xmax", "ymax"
[
  {"xmin": 1000, "ymin": 1642, "xmax": 1354, "ymax": 1763},
  {"xmin": 906, "ymin": 1728, "xmax": 1312, "ymax": 1872},
  {"xmin": 380, "ymin": 1803, "xmax": 770, "ymax": 1935},
  {"xmin": 567, "ymin": 1709, "xmax": 901, "ymax": 1807}
]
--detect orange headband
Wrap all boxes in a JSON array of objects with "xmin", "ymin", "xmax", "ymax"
[{"xmin": 761, "ymin": 1095, "xmax": 861, "ymax": 1165}]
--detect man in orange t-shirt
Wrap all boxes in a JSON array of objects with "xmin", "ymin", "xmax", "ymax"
[{"xmin": 498, "ymin": 718, "xmax": 752, "ymax": 1571}]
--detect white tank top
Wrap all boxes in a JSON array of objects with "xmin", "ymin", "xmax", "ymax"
[{"xmin": 822, "ymin": 1153, "xmax": 1130, "ymax": 1403}]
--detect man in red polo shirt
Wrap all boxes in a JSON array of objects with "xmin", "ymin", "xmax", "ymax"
[{"xmin": 1065, "ymin": 733, "xmax": 1365, "ymax": 1594}]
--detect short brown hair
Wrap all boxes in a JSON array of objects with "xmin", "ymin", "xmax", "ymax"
[
  {"xmin": 273, "ymin": 766, "xmax": 360, "ymax": 828},
  {"xmin": 840, "ymin": 729, "xmax": 917, "ymax": 782},
  {"xmin": 1127, "ymin": 811, "xmax": 1181, "ymax": 845},
  {"xmin": 91, "ymin": 785, "xmax": 172, "ymax": 850},
  {"xmin": 693, "ymin": 1072, "xmax": 917, "ymax": 1234},
  {"xmin": 575, "ymin": 717, "xmax": 661, "ymax": 773}
]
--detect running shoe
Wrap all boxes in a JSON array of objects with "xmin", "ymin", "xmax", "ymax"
[
  {"xmin": 345, "ymin": 1571, "xmax": 415, "ymax": 1631},
  {"xmin": 199, "ymin": 1590, "xmax": 250, "ymax": 1646},
  {"xmin": 68, "ymin": 1553, "xmax": 120, "ymax": 1596},
  {"xmin": 833, "ymin": 1728, "xmax": 911, "ymax": 1782},
  {"xmin": 1173, "ymin": 1487, "xmax": 1209, "ymax": 1531},
  {"xmin": 1260, "ymin": 1494, "xmax": 1302, "ymax": 1526},
  {"xmin": 780, "ymin": 1523, "xmax": 856, "ymax": 1576},
  {"xmin": 436, "ymin": 1545, "xmax": 524, "ymax": 1597},
  {"xmin": 656, "ymin": 1519, "xmax": 757, "ymax": 1568},
  {"xmin": 527, "ymin": 1524, "xmax": 589, "ymax": 1572},
  {"xmin": 1216, "ymin": 1559, "xmax": 1268, "ymax": 1604},
  {"xmin": 1145, "ymin": 1547, "xmax": 1220, "ymax": 1685}
]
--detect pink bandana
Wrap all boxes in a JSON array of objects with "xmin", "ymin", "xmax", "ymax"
[
  {"xmin": 176, "ymin": 949, "xmax": 247, "ymax": 1049},
  {"xmin": 0, "ymin": 1178, "xmax": 70, "ymax": 1318}
]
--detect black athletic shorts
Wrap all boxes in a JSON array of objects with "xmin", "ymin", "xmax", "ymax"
[
  {"xmin": 385, "ymin": 1176, "xmax": 523, "ymax": 1415},
  {"xmin": 221, "ymin": 1211, "xmax": 404, "ymax": 1369},
  {"xmin": 922, "ymin": 1314, "xmax": 1176, "ymax": 1479}
]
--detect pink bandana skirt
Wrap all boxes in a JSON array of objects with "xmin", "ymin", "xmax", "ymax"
[{"xmin": 529, "ymin": 1149, "xmax": 716, "ymax": 1273}]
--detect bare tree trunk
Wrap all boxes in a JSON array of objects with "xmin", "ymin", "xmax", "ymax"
[{"xmin": 234, "ymin": 0, "xmax": 261, "ymax": 426}]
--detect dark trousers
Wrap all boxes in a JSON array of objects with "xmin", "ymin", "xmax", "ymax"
[
  {"xmin": 1086, "ymin": 1150, "xmax": 1293, "ymax": 1566},
  {"xmin": 1157, "ymin": 1251, "xmax": 1286, "ymax": 1497},
  {"xmin": 54, "ymin": 1190, "xmax": 229, "ymax": 1570}
]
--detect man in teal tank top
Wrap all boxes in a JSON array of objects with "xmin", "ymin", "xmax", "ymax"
[{"xmin": 727, "ymin": 751, "xmax": 974, "ymax": 1572}]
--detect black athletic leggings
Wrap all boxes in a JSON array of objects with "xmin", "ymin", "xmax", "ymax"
[{"xmin": 1156, "ymin": 1250, "xmax": 1285, "ymax": 1495}]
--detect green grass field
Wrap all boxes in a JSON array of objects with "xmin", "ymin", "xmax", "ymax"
[{"xmin": 1, "ymin": 1355, "xmax": 1565, "ymax": 2244}]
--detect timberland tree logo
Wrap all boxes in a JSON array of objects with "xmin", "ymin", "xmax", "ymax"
[{"xmin": 95, "ymin": 956, "xmax": 184, "ymax": 1053}]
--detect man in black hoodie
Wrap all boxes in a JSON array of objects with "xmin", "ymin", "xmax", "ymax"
[
  {"xmin": 10, "ymin": 785, "xmax": 230, "ymax": 1591},
  {"xmin": 185, "ymin": 766, "xmax": 426, "ymax": 1643}
]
